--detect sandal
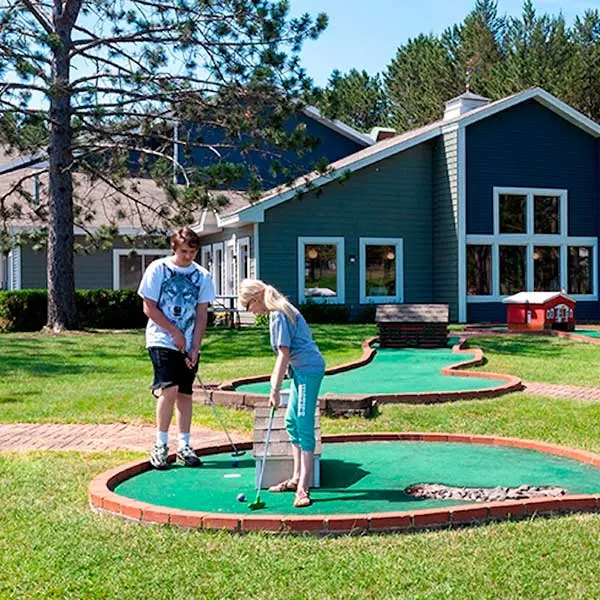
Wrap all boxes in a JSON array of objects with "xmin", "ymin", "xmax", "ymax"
[
  {"xmin": 293, "ymin": 490, "xmax": 312, "ymax": 508},
  {"xmin": 268, "ymin": 479, "xmax": 298, "ymax": 492}
]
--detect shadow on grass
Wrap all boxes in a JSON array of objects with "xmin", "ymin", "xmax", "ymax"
[{"xmin": 467, "ymin": 335, "xmax": 574, "ymax": 358}]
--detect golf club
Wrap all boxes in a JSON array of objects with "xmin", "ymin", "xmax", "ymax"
[
  {"xmin": 196, "ymin": 375, "xmax": 246, "ymax": 458},
  {"xmin": 248, "ymin": 405, "xmax": 276, "ymax": 511}
]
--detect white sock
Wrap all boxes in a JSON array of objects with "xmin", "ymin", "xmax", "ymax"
[
  {"xmin": 156, "ymin": 431, "xmax": 169, "ymax": 446},
  {"xmin": 178, "ymin": 432, "xmax": 190, "ymax": 449}
]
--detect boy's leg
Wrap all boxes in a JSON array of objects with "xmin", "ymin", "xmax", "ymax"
[{"xmin": 174, "ymin": 361, "xmax": 201, "ymax": 466}]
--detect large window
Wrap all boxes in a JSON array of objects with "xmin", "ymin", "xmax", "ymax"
[
  {"xmin": 297, "ymin": 237, "xmax": 345, "ymax": 303},
  {"xmin": 112, "ymin": 249, "xmax": 170, "ymax": 290},
  {"xmin": 466, "ymin": 188, "xmax": 597, "ymax": 300},
  {"xmin": 359, "ymin": 238, "xmax": 403, "ymax": 303},
  {"xmin": 467, "ymin": 245, "xmax": 491, "ymax": 296},
  {"xmin": 499, "ymin": 245, "xmax": 526, "ymax": 296}
]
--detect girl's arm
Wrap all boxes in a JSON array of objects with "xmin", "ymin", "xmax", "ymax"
[{"xmin": 269, "ymin": 346, "xmax": 290, "ymax": 407}]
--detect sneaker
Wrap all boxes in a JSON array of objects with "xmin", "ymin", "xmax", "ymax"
[
  {"xmin": 176, "ymin": 444, "xmax": 201, "ymax": 467},
  {"xmin": 149, "ymin": 443, "xmax": 169, "ymax": 469}
]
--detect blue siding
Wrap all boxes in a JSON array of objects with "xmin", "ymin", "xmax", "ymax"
[
  {"xmin": 259, "ymin": 142, "xmax": 435, "ymax": 316},
  {"xmin": 467, "ymin": 100, "xmax": 598, "ymax": 236},
  {"xmin": 180, "ymin": 113, "xmax": 365, "ymax": 190}
]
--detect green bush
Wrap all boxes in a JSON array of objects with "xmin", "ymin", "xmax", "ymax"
[
  {"xmin": 0, "ymin": 290, "xmax": 48, "ymax": 331},
  {"xmin": 254, "ymin": 312, "xmax": 269, "ymax": 327},
  {"xmin": 0, "ymin": 289, "xmax": 146, "ymax": 332}
]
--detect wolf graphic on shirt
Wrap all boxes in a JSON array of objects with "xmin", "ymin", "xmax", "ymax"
[{"xmin": 159, "ymin": 268, "xmax": 202, "ymax": 342}]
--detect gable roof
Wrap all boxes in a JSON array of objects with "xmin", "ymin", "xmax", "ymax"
[{"xmin": 217, "ymin": 87, "xmax": 600, "ymax": 227}]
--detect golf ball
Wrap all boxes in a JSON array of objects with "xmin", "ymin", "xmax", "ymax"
[
  {"xmin": 232, "ymin": 460, "xmax": 239, "ymax": 468},
  {"xmin": 237, "ymin": 493, "xmax": 246, "ymax": 502}
]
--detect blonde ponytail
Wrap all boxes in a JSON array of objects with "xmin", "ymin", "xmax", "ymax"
[{"xmin": 238, "ymin": 278, "xmax": 297, "ymax": 325}]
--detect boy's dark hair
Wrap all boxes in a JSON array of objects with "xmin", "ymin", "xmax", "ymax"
[{"xmin": 171, "ymin": 227, "xmax": 201, "ymax": 251}]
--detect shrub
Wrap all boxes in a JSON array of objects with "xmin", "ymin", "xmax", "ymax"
[{"xmin": 0, "ymin": 289, "xmax": 146, "ymax": 332}]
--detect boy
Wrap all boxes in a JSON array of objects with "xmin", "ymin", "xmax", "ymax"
[{"xmin": 137, "ymin": 227, "xmax": 215, "ymax": 469}]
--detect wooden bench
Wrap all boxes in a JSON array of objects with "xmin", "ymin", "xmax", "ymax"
[{"xmin": 376, "ymin": 304, "xmax": 449, "ymax": 348}]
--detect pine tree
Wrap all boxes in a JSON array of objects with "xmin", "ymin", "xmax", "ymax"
[
  {"xmin": 309, "ymin": 69, "xmax": 389, "ymax": 133},
  {"xmin": 0, "ymin": 1, "xmax": 326, "ymax": 330}
]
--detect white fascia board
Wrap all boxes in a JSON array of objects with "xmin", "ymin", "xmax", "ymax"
[
  {"xmin": 458, "ymin": 87, "xmax": 600, "ymax": 138},
  {"xmin": 223, "ymin": 126, "xmax": 443, "ymax": 224},
  {"xmin": 301, "ymin": 105, "xmax": 375, "ymax": 147}
]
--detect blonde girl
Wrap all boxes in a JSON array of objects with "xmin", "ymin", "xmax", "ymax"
[{"xmin": 239, "ymin": 279, "xmax": 325, "ymax": 508}]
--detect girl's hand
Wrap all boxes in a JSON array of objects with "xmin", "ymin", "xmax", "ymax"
[{"xmin": 269, "ymin": 389, "xmax": 280, "ymax": 408}]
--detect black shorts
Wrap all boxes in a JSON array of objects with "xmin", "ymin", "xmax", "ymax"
[{"xmin": 148, "ymin": 347, "xmax": 198, "ymax": 396}]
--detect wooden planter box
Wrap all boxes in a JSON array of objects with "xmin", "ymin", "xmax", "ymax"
[{"xmin": 376, "ymin": 304, "xmax": 449, "ymax": 348}]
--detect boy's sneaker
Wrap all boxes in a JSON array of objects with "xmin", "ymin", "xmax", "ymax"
[
  {"xmin": 149, "ymin": 443, "xmax": 169, "ymax": 469},
  {"xmin": 176, "ymin": 444, "xmax": 201, "ymax": 467}
]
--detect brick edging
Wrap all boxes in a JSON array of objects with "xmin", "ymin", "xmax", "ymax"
[
  {"xmin": 88, "ymin": 432, "xmax": 600, "ymax": 535},
  {"xmin": 197, "ymin": 336, "xmax": 521, "ymax": 413}
]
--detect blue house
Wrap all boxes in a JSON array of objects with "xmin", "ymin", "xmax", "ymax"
[
  {"xmin": 0, "ymin": 106, "xmax": 372, "ymax": 292},
  {"xmin": 195, "ymin": 87, "xmax": 600, "ymax": 323}
]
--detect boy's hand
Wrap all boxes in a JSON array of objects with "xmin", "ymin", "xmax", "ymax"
[
  {"xmin": 186, "ymin": 349, "xmax": 199, "ymax": 369},
  {"xmin": 171, "ymin": 328, "xmax": 186, "ymax": 352}
]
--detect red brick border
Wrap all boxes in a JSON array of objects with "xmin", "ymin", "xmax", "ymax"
[
  {"xmin": 88, "ymin": 432, "xmax": 600, "ymax": 535},
  {"xmin": 197, "ymin": 336, "xmax": 522, "ymax": 413},
  {"xmin": 465, "ymin": 324, "xmax": 600, "ymax": 345}
]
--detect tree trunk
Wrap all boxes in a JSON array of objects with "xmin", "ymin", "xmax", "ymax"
[{"xmin": 46, "ymin": 16, "xmax": 76, "ymax": 331}]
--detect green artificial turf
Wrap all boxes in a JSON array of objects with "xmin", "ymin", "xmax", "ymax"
[{"xmin": 115, "ymin": 441, "xmax": 600, "ymax": 515}]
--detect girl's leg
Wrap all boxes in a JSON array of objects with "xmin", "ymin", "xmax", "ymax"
[{"xmin": 294, "ymin": 371, "xmax": 324, "ymax": 496}]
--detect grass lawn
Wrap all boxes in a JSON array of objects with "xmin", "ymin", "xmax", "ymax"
[
  {"xmin": 2, "ymin": 452, "xmax": 600, "ymax": 599},
  {"xmin": 4, "ymin": 325, "xmax": 600, "ymax": 598}
]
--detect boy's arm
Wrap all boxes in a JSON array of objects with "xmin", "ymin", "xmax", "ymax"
[
  {"xmin": 186, "ymin": 302, "xmax": 209, "ymax": 368},
  {"xmin": 142, "ymin": 298, "xmax": 186, "ymax": 351}
]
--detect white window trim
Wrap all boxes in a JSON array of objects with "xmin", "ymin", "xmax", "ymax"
[
  {"xmin": 297, "ymin": 236, "xmax": 345, "ymax": 304},
  {"xmin": 212, "ymin": 242, "xmax": 224, "ymax": 295},
  {"xmin": 467, "ymin": 187, "xmax": 597, "ymax": 302},
  {"xmin": 224, "ymin": 236, "xmax": 237, "ymax": 296},
  {"xmin": 7, "ymin": 246, "xmax": 21, "ymax": 290},
  {"xmin": 200, "ymin": 245, "xmax": 212, "ymax": 270},
  {"xmin": 359, "ymin": 237, "xmax": 404, "ymax": 304},
  {"xmin": 236, "ymin": 236, "xmax": 251, "ymax": 286},
  {"xmin": 112, "ymin": 249, "xmax": 170, "ymax": 290}
]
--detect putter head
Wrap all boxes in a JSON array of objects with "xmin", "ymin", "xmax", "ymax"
[
  {"xmin": 232, "ymin": 450, "xmax": 246, "ymax": 457},
  {"xmin": 248, "ymin": 499, "xmax": 266, "ymax": 511}
]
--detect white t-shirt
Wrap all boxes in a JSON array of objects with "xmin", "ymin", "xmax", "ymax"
[{"xmin": 137, "ymin": 256, "xmax": 216, "ymax": 352}]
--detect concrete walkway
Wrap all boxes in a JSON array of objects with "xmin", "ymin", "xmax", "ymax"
[{"xmin": 1, "ymin": 382, "xmax": 600, "ymax": 452}]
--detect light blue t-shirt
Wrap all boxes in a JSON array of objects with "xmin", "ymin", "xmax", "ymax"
[
  {"xmin": 269, "ymin": 308, "xmax": 325, "ymax": 374},
  {"xmin": 137, "ymin": 256, "xmax": 216, "ymax": 352}
]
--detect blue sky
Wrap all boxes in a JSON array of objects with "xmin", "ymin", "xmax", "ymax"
[{"xmin": 291, "ymin": 0, "xmax": 600, "ymax": 86}]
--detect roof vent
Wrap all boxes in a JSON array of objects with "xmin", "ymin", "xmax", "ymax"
[
  {"xmin": 444, "ymin": 91, "xmax": 491, "ymax": 120},
  {"xmin": 369, "ymin": 127, "xmax": 396, "ymax": 142}
]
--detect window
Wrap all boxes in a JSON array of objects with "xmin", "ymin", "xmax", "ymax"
[
  {"xmin": 212, "ymin": 242, "xmax": 224, "ymax": 295},
  {"xmin": 297, "ymin": 237, "xmax": 345, "ymax": 303},
  {"xmin": 467, "ymin": 245, "xmax": 491, "ymax": 296},
  {"xmin": 534, "ymin": 194, "xmax": 561, "ymax": 234},
  {"xmin": 499, "ymin": 193, "xmax": 526, "ymax": 234},
  {"xmin": 200, "ymin": 246, "xmax": 211, "ymax": 270},
  {"xmin": 569, "ymin": 246, "xmax": 593, "ymax": 295},
  {"xmin": 112, "ymin": 249, "xmax": 170, "ymax": 290},
  {"xmin": 466, "ymin": 188, "xmax": 597, "ymax": 300},
  {"xmin": 533, "ymin": 246, "xmax": 560, "ymax": 291},
  {"xmin": 237, "ymin": 237, "xmax": 250, "ymax": 283},
  {"xmin": 359, "ymin": 238, "xmax": 403, "ymax": 303},
  {"xmin": 499, "ymin": 245, "xmax": 526, "ymax": 296}
]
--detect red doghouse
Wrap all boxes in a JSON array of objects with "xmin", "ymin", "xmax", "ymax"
[{"xmin": 503, "ymin": 292, "xmax": 575, "ymax": 332}]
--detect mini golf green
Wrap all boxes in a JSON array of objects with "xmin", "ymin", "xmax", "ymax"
[
  {"xmin": 114, "ymin": 441, "xmax": 600, "ymax": 516},
  {"xmin": 235, "ymin": 345, "xmax": 499, "ymax": 396},
  {"xmin": 573, "ymin": 329, "xmax": 600, "ymax": 339}
]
